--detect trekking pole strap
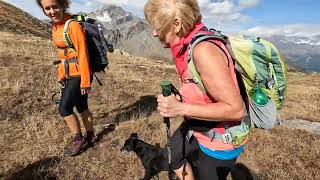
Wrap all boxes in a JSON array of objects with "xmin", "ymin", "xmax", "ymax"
[
  {"xmin": 93, "ymin": 72, "xmax": 103, "ymax": 86},
  {"xmin": 170, "ymin": 84, "xmax": 183, "ymax": 102},
  {"xmin": 51, "ymin": 92, "xmax": 60, "ymax": 104}
]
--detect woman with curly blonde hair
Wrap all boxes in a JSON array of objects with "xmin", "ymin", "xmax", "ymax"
[{"xmin": 145, "ymin": 0, "xmax": 247, "ymax": 179}]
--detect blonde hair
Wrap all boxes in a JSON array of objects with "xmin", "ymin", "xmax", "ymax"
[{"xmin": 144, "ymin": 0, "xmax": 202, "ymax": 41}]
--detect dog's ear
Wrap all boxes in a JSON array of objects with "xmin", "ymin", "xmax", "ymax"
[
  {"xmin": 130, "ymin": 133, "xmax": 138, "ymax": 139},
  {"xmin": 155, "ymin": 143, "xmax": 161, "ymax": 148}
]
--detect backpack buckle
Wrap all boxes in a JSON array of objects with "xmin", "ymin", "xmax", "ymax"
[
  {"xmin": 265, "ymin": 77, "xmax": 275, "ymax": 89},
  {"xmin": 221, "ymin": 132, "xmax": 233, "ymax": 144}
]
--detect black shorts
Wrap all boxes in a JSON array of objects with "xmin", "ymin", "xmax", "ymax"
[
  {"xmin": 170, "ymin": 121, "xmax": 236, "ymax": 180},
  {"xmin": 58, "ymin": 77, "xmax": 88, "ymax": 117}
]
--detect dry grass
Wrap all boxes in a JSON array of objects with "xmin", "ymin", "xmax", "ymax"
[
  {"xmin": 0, "ymin": 1, "xmax": 50, "ymax": 38},
  {"xmin": 280, "ymin": 72, "xmax": 320, "ymax": 122},
  {"xmin": 238, "ymin": 127, "xmax": 320, "ymax": 180},
  {"xmin": 0, "ymin": 31, "xmax": 319, "ymax": 180}
]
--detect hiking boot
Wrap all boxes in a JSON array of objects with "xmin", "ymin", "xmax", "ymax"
[{"xmin": 64, "ymin": 138, "xmax": 88, "ymax": 156}]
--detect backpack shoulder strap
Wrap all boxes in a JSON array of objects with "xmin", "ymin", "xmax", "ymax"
[
  {"xmin": 63, "ymin": 19, "xmax": 77, "ymax": 52},
  {"xmin": 188, "ymin": 30, "xmax": 228, "ymax": 62},
  {"xmin": 187, "ymin": 30, "xmax": 230, "ymax": 92}
]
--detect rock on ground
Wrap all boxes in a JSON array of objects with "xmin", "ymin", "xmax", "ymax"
[{"xmin": 281, "ymin": 119, "xmax": 320, "ymax": 135}]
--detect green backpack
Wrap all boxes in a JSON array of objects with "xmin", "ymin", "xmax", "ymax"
[{"xmin": 188, "ymin": 29, "xmax": 288, "ymax": 130}]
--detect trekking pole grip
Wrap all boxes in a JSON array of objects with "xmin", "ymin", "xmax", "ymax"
[
  {"xmin": 160, "ymin": 81, "xmax": 172, "ymax": 126},
  {"xmin": 160, "ymin": 80, "xmax": 172, "ymax": 97}
]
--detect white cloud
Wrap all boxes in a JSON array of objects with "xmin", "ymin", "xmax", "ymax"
[
  {"xmin": 5, "ymin": 0, "xmax": 259, "ymax": 23},
  {"xmin": 69, "ymin": 2, "xmax": 93, "ymax": 14},
  {"xmin": 96, "ymin": 0, "xmax": 146, "ymax": 10},
  {"xmin": 96, "ymin": 0, "xmax": 129, "ymax": 7},
  {"xmin": 239, "ymin": 0, "xmax": 260, "ymax": 8},
  {"xmin": 244, "ymin": 24, "xmax": 320, "ymax": 37},
  {"xmin": 198, "ymin": 0, "xmax": 260, "ymax": 26},
  {"xmin": 3, "ymin": 0, "xmax": 263, "ymax": 35},
  {"xmin": 107, "ymin": 0, "xmax": 258, "ymax": 21},
  {"xmin": 206, "ymin": 1, "xmax": 236, "ymax": 15}
]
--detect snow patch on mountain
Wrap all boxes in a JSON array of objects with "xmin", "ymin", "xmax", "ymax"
[
  {"xmin": 88, "ymin": 5, "xmax": 171, "ymax": 61},
  {"xmin": 294, "ymin": 39, "xmax": 320, "ymax": 46},
  {"xmin": 96, "ymin": 12, "xmax": 112, "ymax": 24}
]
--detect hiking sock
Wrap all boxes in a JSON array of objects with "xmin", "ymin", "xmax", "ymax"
[
  {"xmin": 73, "ymin": 133, "xmax": 83, "ymax": 142},
  {"xmin": 86, "ymin": 131, "xmax": 94, "ymax": 142}
]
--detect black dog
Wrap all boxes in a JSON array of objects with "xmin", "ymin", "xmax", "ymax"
[
  {"xmin": 231, "ymin": 163, "xmax": 255, "ymax": 180},
  {"xmin": 121, "ymin": 133, "xmax": 171, "ymax": 180}
]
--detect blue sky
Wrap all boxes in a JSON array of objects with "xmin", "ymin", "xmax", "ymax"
[
  {"xmin": 243, "ymin": 0, "xmax": 320, "ymax": 25},
  {"xmin": 4, "ymin": 0, "xmax": 320, "ymax": 36}
]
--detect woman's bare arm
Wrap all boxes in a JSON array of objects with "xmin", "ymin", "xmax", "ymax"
[{"xmin": 180, "ymin": 41, "xmax": 244, "ymax": 121}]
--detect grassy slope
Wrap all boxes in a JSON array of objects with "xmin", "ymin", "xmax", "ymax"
[
  {"xmin": 0, "ymin": 1, "xmax": 50, "ymax": 38},
  {"xmin": 0, "ymin": 32, "xmax": 319, "ymax": 180}
]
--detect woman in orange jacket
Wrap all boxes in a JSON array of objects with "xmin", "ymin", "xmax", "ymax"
[{"xmin": 37, "ymin": 0, "xmax": 94, "ymax": 156}]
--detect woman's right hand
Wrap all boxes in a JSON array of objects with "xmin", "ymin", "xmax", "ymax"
[
  {"xmin": 157, "ymin": 94, "xmax": 185, "ymax": 118},
  {"xmin": 81, "ymin": 89, "xmax": 91, "ymax": 95}
]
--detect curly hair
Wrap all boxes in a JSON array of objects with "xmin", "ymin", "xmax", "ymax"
[{"xmin": 36, "ymin": 0, "xmax": 70, "ymax": 12}]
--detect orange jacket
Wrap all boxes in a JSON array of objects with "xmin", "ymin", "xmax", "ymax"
[{"xmin": 52, "ymin": 13, "xmax": 91, "ymax": 89}]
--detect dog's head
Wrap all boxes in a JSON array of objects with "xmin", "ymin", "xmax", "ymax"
[{"xmin": 121, "ymin": 133, "xmax": 139, "ymax": 153}]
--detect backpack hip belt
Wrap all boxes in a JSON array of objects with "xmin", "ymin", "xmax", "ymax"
[
  {"xmin": 187, "ymin": 119, "xmax": 250, "ymax": 147},
  {"xmin": 53, "ymin": 58, "xmax": 78, "ymax": 79}
]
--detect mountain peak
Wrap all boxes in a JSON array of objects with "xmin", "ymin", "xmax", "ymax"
[{"xmin": 95, "ymin": 5, "xmax": 129, "ymax": 19}]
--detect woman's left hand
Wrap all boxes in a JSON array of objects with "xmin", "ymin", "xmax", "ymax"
[
  {"xmin": 157, "ymin": 94, "xmax": 184, "ymax": 118},
  {"xmin": 81, "ymin": 89, "xmax": 91, "ymax": 95}
]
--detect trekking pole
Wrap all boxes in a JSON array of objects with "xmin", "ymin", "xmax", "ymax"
[{"xmin": 160, "ymin": 81, "xmax": 174, "ymax": 180}]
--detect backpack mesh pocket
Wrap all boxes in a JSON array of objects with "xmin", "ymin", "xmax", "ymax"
[{"xmin": 249, "ymin": 98, "xmax": 278, "ymax": 130}]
